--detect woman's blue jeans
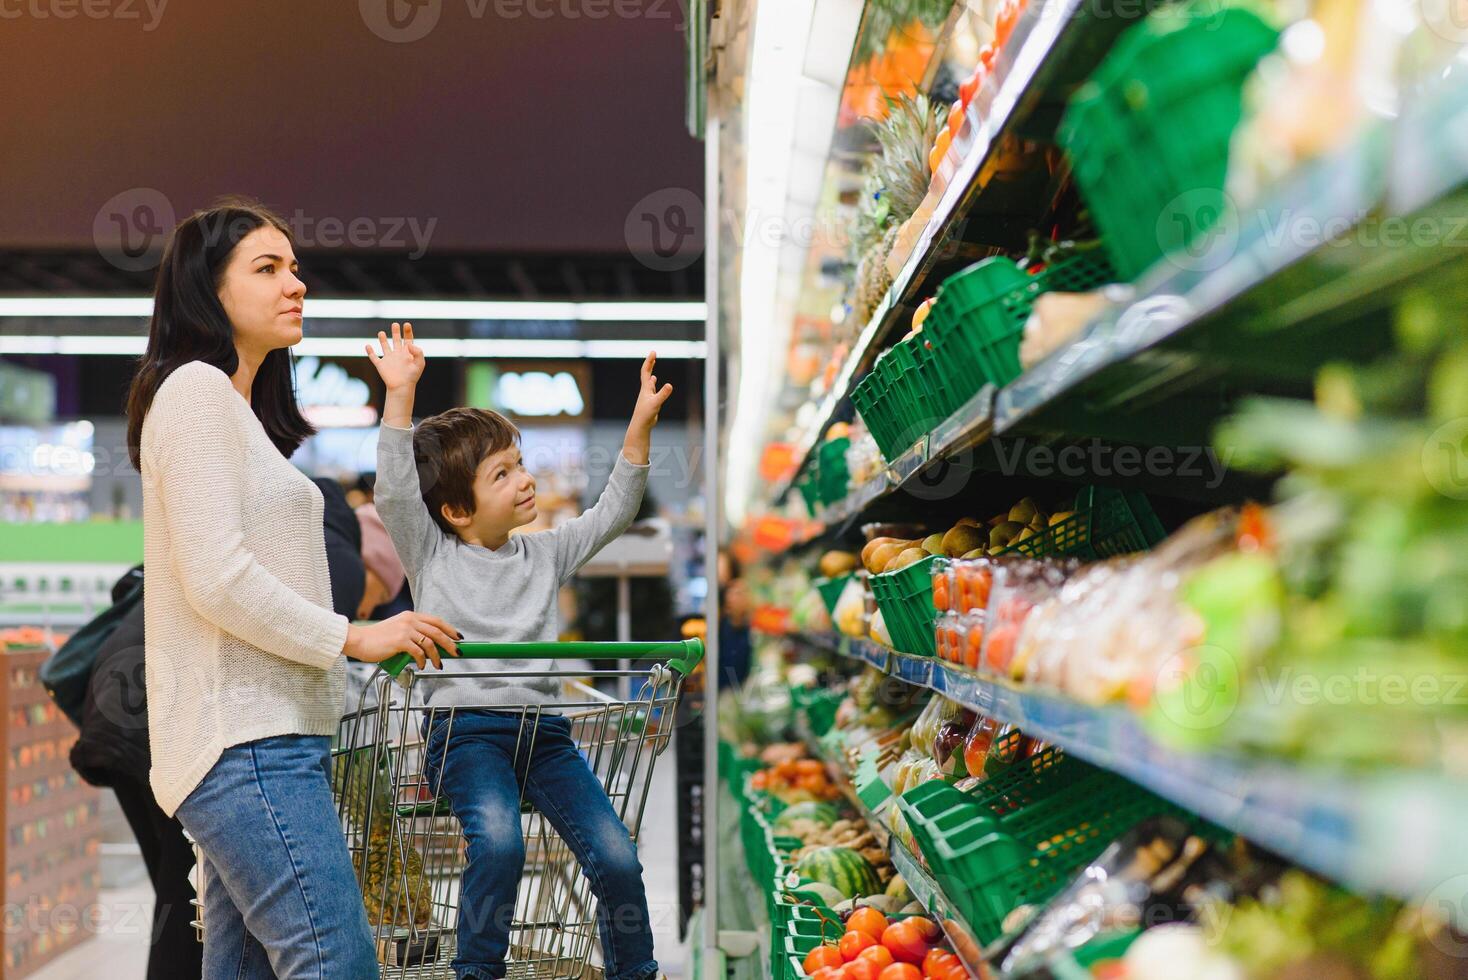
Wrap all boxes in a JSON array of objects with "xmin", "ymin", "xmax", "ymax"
[
  {"xmin": 175, "ymin": 735, "xmax": 379, "ymax": 980},
  {"xmin": 423, "ymin": 710, "xmax": 658, "ymax": 980}
]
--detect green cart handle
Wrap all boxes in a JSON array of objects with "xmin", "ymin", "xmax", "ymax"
[{"xmin": 379, "ymin": 637, "xmax": 705, "ymax": 681}]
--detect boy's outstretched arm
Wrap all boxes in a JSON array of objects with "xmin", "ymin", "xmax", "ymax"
[
  {"xmin": 365, "ymin": 322, "xmax": 439, "ymax": 576},
  {"xmin": 552, "ymin": 353, "xmax": 670, "ymax": 579}
]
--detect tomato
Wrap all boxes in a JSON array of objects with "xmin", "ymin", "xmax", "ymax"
[
  {"xmin": 805, "ymin": 945, "xmax": 845, "ymax": 975},
  {"xmin": 994, "ymin": 0, "xmax": 1020, "ymax": 47},
  {"xmin": 904, "ymin": 916, "xmax": 942, "ymax": 943},
  {"xmin": 848, "ymin": 907, "xmax": 890, "ymax": 942},
  {"xmin": 844, "ymin": 957, "xmax": 883, "ymax": 980},
  {"xmin": 932, "ymin": 575, "xmax": 950, "ymax": 611},
  {"xmin": 946, "ymin": 99, "xmax": 964, "ymax": 139},
  {"xmin": 922, "ymin": 949, "xmax": 961, "ymax": 978},
  {"xmin": 879, "ymin": 965, "xmax": 924, "ymax": 980},
  {"xmin": 880, "ymin": 922, "xmax": 928, "ymax": 964},
  {"xmin": 927, "ymin": 129, "xmax": 952, "ymax": 175},
  {"xmin": 811, "ymin": 969, "xmax": 843, "ymax": 980},
  {"xmin": 856, "ymin": 944, "xmax": 895, "ymax": 971},
  {"xmin": 978, "ymin": 42, "xmax": 997, "ymax": 70},
  {"xmin": 959, "ymin": 69, "xmax": 980, "ymax": 106},
  {"xmin": 963, "ymin": 625, "xmax": 984, "ymax": 671},
  {"xmin": 840, "ymin": 930, "xmax": 878, "ymax": 962},
  {"xmin": 984, "ymin": 622, "xmax": 1019, "ymax": 673}
]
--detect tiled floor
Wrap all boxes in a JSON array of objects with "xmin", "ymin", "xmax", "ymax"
[{"xmin": 28, "ymin": 738, "xmax": 690, "ymax": 980}]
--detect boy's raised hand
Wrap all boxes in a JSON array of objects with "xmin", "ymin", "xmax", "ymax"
[
  {"xmin": 633, "ymin": 352, "xmax": 674, "ymax": 429},
  {"xmin": 365, "ymin": 321, "xmax": 425, "ymax": 391},
  {"xmin": 622, "ymin": 352, "xmax": 673, "ymax": 465}
]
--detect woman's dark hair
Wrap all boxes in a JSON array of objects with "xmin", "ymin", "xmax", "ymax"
[{"xmin": 125, "ymin": 197, "xmax": 313, "ymax": 469}]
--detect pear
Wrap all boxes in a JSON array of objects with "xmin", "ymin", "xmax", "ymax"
[
  {"xmin": 960, "ymin": 548, "xmax": 987, "ymax": 559},
  {"xmin": 1049, "ymin": 511, "xmax": 1076, "ymax": 527},
  {"xmin": 867, "ymin": 541, "xmax": 911, "ymax": 573},
  {"xmin": 921, "ymin": 533, "xmax": 946, "ymax": 555},
  {"xmin": 1013, "ymin": 526, "xmax": 1037, "ymax": 546},
  {"xmin": 1008, "ymin": 497, "xmax": 1041, "ymax": 525},
  {"xmin": 987, "ymin": 513, "xmax": 1008, "ymax": 527},
  {"xmin": 989, "ymin": 521, "xmax": 1026, "ymax": 550},
  {"xmin": 861, "ymin": 537, "xmax": 903, "ymax": 569},
  {"xmin": 886, "ymin": 547, "xmax": 929, "ymax": 572},
  {"xmin": 940, "ymin": 524, "xmax": 987, "ymax": 558},
  {"xmin": 956, "ymin": 516, "xmax": 982, "ymax": 527}
]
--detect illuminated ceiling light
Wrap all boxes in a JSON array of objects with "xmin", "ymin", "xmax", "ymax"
[
  {"xmin": 0, "ymin": 297, "xmax": 707, "ymax": 322},
  {"xmin": 0, "ymin": 334, "xmax": 706, "ymax": 360}
]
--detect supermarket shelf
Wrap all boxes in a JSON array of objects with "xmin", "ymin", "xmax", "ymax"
[
  {"xmin": 804, "ymin": 725, "xmax": 989, "ymax": 976},
  {"xmin": 795, "ymin": 631, "xmax": 1468, "ymax": 910},
  {"xmin": 994, "ymin": 66, "xmax": 1468, "ymax": 442},
  {"xmin": 803, "ymin": 387, "xmax": 995, "ymax": 535},
  {"xmin": 773, "ymin": 0, "xmax": 1126, "ymax": 505}
]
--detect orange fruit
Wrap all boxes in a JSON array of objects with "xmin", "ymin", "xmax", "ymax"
[
  {"xmin": 855, "ymin": 944, "xmax": 895, "ymax": 971},
  {"xmin": 839, "ymin": 930, "xmax": 878, "ymax": 962},
  {"xmin": 805, "ymin": 945, "xmax": 844, "ymax": 975},
  {"xmin": 922, "ymin": 949, "xmax": 960, "ymax": 978},
  {"xmin": 847, "ymin": 907, "xmax": 889, "ymax": 942},
  {"xmin": 905, "ymin": 916, "xmax": 942, "ymax": 943},
  {"xmin": 880, "ymin": 922, "xmax": 927, "ymax": 965},
  {"xmin": 879, "ymin": 965, "xmax": 923, "ymax": 980}
]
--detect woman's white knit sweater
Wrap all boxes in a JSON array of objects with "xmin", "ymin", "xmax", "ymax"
[{"xmin": 140, "ymin": 361, "xmax": 349, "ymax": 817}]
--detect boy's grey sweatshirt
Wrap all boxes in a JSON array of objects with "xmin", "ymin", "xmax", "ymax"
[{"xmin": 375, "ymin": 422, "xmax": 649, "ymax": 709}]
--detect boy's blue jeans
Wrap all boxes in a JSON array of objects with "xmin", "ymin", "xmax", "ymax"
[{"xmin": 423, "ymin": 709, "xmax": 658, "ymax": 980}]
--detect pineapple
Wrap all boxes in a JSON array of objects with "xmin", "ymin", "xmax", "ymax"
[
  {"xmin": 336, "ymin": 748, "xmax": 434, "ymax": 929},
  {"xmin": 848, "ymin": 94, "xmax": 940, "ymax": 322}
]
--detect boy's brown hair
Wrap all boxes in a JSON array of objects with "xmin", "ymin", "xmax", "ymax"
[{"xmin": 411, "ymin": 407, "xmax": 521, "ymax": 536}]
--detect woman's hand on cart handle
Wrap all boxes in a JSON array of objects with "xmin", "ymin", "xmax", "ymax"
[{"xmin": 344, "ymin": 611, "xmax": 462, "ymax": 671}]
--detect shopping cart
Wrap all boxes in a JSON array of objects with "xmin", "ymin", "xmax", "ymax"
[{"xmin": 190, "ymin": 638, "xmax": 703, "ymax": 980}]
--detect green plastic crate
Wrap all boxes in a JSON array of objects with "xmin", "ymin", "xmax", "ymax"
[
  {"xmin": 815, "ymin": 437, "xmax": 852, "ymax": 505},
  {"xmin": 851, "ymin": 360, "xmax": 904, "ymax": 462},
  {"xmin": 792, "ymin": 685, "xmax": 846, "ymax": 737},
  {"xmin": 896, "ymin": 753, "xmax": 1184, "ymax": 944},
  {"xmin": 813, "ymin": 574, "xmax": 853, "ymax": 616},
  {"xmin": 924, "ymin": 252, "xmax": 1117, "ymax": 391},
  {"xmin": 992, "ymin": 486, "xmax": 1165, "ymax": 560},
  {"xmin": 852, "ymin": 337, "xmax": 947, "ymax": 464},
  {"xmin": 1059, "ymin": 3, "xmax": 1280, "ymax": 280},
  {"xmin": 795, "ymin": 472, "xmax": 821, "ymax": 518},
  {"xmin": 870, "ymin": 554, "xmax": 938, "ymax": 657}
]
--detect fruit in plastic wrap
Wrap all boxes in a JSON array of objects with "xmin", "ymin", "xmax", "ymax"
[
  {"xmin": 835, "ymin": 576, "xmax": 869, "ymax": 637},
  {"xmin": 870, "ymin": 608, "xmax": 893, "ymax": 647},
  {"xmin": 961, "ymin": 715, "xmax": 998, "ymax": 778},
  {"xmin": 909, "ymin": 695, "xmax": 966, "ymax": 759},
  {"xmin": 933, "ymin": 713, "xmax": 977, "ymax": 776}
]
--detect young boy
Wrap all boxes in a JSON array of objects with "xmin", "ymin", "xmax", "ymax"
[{"xmin": 366, "ymin": 322, "xmax": 672, "ymax": 980}]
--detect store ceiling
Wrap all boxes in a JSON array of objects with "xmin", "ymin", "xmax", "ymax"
[{"xmin": 0, "ymin": 1, "xmax": 704, "ymax": 298}]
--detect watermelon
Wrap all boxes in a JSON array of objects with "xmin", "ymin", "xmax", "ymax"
[
  {"xmin": 794, "ymin": 846, "xmax": 882, "ymax": 899},
  {"xmin": 773, "ymin": 802, "xmax": 842, "ymax": 833}
]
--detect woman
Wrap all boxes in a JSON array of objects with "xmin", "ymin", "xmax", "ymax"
[{"xmin": 125, "ymin": 198, "xmax": 461, "ymax": 980}]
